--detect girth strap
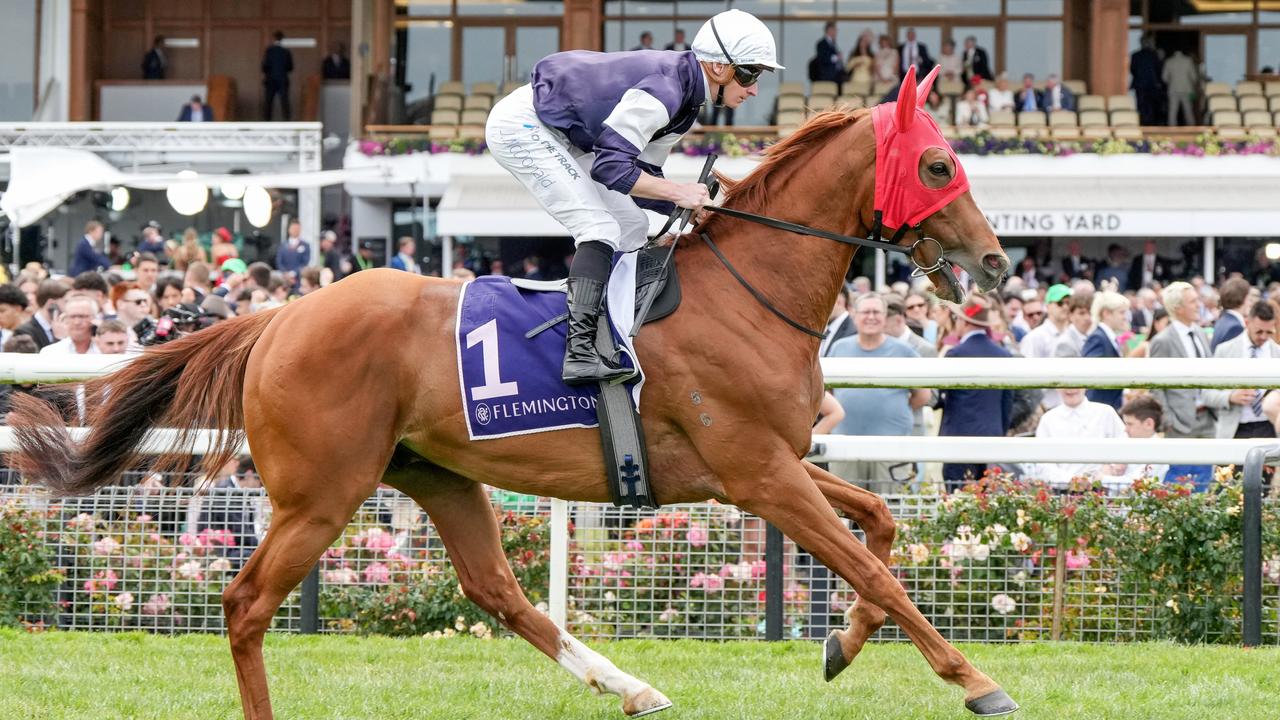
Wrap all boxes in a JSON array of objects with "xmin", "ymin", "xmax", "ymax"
[{"xmin": 700, "ymin": 233, "xmax": 827, "ymax": 339}]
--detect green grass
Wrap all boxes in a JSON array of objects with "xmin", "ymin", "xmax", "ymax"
[{"xmin": 1, "ymin": 631, "xmax": 1276, "ymax": 719}]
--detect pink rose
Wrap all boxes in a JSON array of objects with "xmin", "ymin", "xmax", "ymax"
[
  {"xmin": 686, "ymin": 526, "xmax": 708, "ymax": 548},
  {"xmin": 363, "ymin": 562, "xmax": 391, "ymax": 584}
]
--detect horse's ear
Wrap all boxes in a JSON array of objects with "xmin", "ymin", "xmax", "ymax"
[
  {"xmin": 916, "ymin": 65, "xmax": 941, "ymax": 108},
  {"xmin": 896, "ymin": 65, "xmax": 917, "ymax": 130}
]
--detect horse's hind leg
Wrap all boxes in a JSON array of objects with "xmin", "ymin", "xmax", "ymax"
[
  {"xmin": 386, "ymin": 468, "xmax": 672, "ymax": 718},
  {"xmin": 221, "ymin": 450, "xmax": 387, "ymax": 720},
  {"xmin": 808, "ymin": 462, "xmax": 894, "ymax": 681}
]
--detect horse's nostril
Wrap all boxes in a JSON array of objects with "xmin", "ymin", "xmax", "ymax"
[{"xmin": 983, "ymin": 254, "xmax": 1008, "ymax": 273}]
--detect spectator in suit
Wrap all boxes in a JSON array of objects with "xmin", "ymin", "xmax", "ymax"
[
  {"xmin": 322, "ymin": 42, "xmax": 351, "ymax": 80},
  {"xmin": 1149, "ymin": 281, "xmax": 1215, "ymax": 439},
  {"xmin": 1060, "ymin": 241, "xmax": 1093, "ymax": 282},
  {"xmin": 665, "ymin": 29, "xmax": 689, "ymax": 51},
  {"xmin": 1204, "ymin": 301, "xmax": 1277, "ymax": 440},
  {"xmin": 961, "ymin": 36, "xmax": 993, "ymax": 86},
  {"xmin": 819, "ymin": 286, "xmax": 856, "ymax": 357},
  {"xmin": 1130, "ymin": 35, "xmax": 1164, "ymax": 126},
  {"xmin": 813, "ymin": 22, "xmax": 845, "ymax": 92},
  {"xmin": 1031, "ymin": 387, "xmax": 1127, "ymax": 491},
  {"xmin": 1053, "ymin": 292, "xmax": 1094, "ymax": 358},
  {"xmin": 1127, "ymin": 240, "xmax": 1174, "ymax": 290},
  {"xmin": 898, "ymin": 28, "xmax": 932, "ymax": 78},
  {"xmin": 142, "ymin": 35, "xmax": 166, "ymax": 80},
  {"xmin": 631, "ymin": 31, "xmax": 654, "ymax": 51},
  {"xmin": 274, "ymin": 220, "xmax": 311, "ymax": 282},
  {"xmin": 1015, "ymin": 73, "xmax": 1042, "ymax": 114},
  {"xmin": 388, "ymin": 236, "xmax": 421, "ymax": 274},
  {"xmin": 1163, "ymin": 49, "xmax": 1198, "ymax": 126},
  {"xmin": 177, "ymin": 95, "xmax": 214, "ymax": 122},
  {"xmin": 200, "ymin": 457, "xmax": 264, "ymax": 568},
  {"xmin": 0, "ymin": 284, "xmax": 29, "ymax": 349},
  {"xmin": 939, "ymin": 299, "xmax": 1014, "ymax": 490},
  {"xmin": 1039, "ymin": 74, "xmax": 1075, "ymax": 112},
  {"xmin": 521, "ymin": 256, "xmax": 547, "ymax": 281},
  {"xmin": 1211, "ymin": 277, "xmax": 1251, "ymax": 352},
  {"xmin": 828, "ymin": 293, "xmax": 929, "ymax": 492},
  {"xmin": 14, "ymin": 279, "xmax": 67, "ymax": 350},
  {"xmin": 1082, "ymin": 291, "xmax": 1130, "ymax": 410},
  {"xmin": 262, "ymin": 30, "xmax": 295, "ymax": 120},
  {"xmin": 69, "ymin": 221, "xmax": 112, "ymax": 277}
]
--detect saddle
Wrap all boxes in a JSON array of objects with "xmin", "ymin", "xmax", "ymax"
[{"xmin": 514, "ymin": 244, "xmax": 683, "ymax": 336}]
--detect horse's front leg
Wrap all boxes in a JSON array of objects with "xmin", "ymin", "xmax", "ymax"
[{"xmin": 721, "ymin": 450, "xmax": 1018, "ymax": 716}]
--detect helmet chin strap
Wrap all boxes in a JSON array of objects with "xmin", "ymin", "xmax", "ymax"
[{"xmin": 715, "ymin": 83, "xmax": 726, "ymax": 106}]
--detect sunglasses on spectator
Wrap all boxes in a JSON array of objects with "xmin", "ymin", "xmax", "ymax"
[{"xmin": 122, "ymin": 297, "xmax": 150, "ymax": 306}]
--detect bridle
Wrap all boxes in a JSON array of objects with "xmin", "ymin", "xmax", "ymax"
[
  {"xmin": 646, "ymin": 155, "xmax": 962, "ymax": 340},
  {"xmin": 698, "ymin": 205, "xmax": 960, "ymax": 339}
]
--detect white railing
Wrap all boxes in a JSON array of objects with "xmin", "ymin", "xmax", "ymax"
[{"xmin": 7, "ymin": 351, "xmax": 1278, "ymax": 629}]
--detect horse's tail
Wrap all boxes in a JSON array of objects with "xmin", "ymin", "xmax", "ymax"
[{"xmin": 9, "ymin": 309, "xmax": 280, "ymax": 496}]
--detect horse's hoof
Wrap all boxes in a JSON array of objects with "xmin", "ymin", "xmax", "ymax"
[
  {"xmin": 624, "ymin": 687, "xmax": 672, "ymax": 718},
  {"xmin": 965, "ymin": 688, "xmax": 1019, "ymax": 717},
  {"xmin": 823, "ymin": 632, "xmax": 850, "ymax": 682}
]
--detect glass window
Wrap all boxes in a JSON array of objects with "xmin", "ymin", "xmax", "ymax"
[
  {"xmin": 0, "ymin": 0, "xmax": 36, "ymax": 121},
  {"xmin": 677, "ymin": 1, "xmax": 729, "ymax": 16},
  {"xmin": 1129, "ymin": 28, "xmax": 1143, "ymax": 54},
  {"xmin": 1259, "ymin": 29, "xmax": 1280, "ymax": 73},
  {"xmin": 403, "ymin": 21, "xmax": 453, "ymax": 104},
  {"xmin": 620, "ymin": 1, "xmax": 677, "ymax": 17},
  {"xmin": 458, "ymin": 0, "xmax": 563, "ymax": 16},
  {"xmin": 1004, "ymin": 21, "xmax": 1063, "ymax": 79},
  {"xmin": 619, "ymin": 20, "xmax": 675, "ymax": 50},
  {"xmin": 462, "ymin": 26, "xmax": 506, "ymax": 87},
  {"xmin": 782, "ymin": 21, "xmax": 827, "ymax": 82},
  {"xmin": 834, "ymin": 0, "xmax": 887, "ymax": 13},
  {"xmin": 893, "ymin": 0, "xmax": 998, "ymax": 16},
  {"xmin": 514, "ymin": 27, "xmax": 559, "ymax": 84},
  {"xmin": 1148, "ymin": 2, "xmax": 1252, "ymax": 25},
  {"xmin": 729, "ymin": 0, "xmax": 782, "ymax": 17},
  {"xmin": 1204, "ymin": 34, "xmax": 1247, "ymax": 84},
  {"xmin": 784, "ymin": 0, "xmax": 834, "ymax": 18},
  {"xmin": 604, "ymin": 20, "xmax": 625, "ymax": 52},
  {"xmin": 1005, "ymin": 0, "xmax": 1063, "ymax": 16},
  {"xmin": 402, "ymin": 0, "xmax": 454, "ymax": 17}
]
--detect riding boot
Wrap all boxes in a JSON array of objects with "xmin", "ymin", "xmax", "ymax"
[{"xmin": 562, "ymin": 277, "xmax": 631, "ymax": 386}]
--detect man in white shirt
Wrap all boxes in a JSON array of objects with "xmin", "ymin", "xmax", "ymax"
[
  {"xmin": 1020, "ymin": 283, "xmax": 1073, "ymax": 409},
  {"xmin": 38, "ymin": 297, "xmax": 100, "ymax": 355},
  {"xmin": 1204, "ymin": 301, "xmax": 1277, "ymax": 439},
  {"xmin": 1032, "ymin": 387, "xmax": 1126, "ymax": 491}
]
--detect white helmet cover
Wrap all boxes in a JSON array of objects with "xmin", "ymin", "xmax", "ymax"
[{"xmin": 692, "ymin": 9, "xmax": 784, "ymax": 70}]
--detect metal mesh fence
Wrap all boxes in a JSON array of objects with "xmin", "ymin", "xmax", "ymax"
[{"xmin": 4, "ymin": 477, "xmax": 1276, "ymax": 645}]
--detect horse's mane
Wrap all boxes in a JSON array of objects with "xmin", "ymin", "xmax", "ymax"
[{"xmin": 699, "ymin": 107, "xmax": 871, "ymax": 236}]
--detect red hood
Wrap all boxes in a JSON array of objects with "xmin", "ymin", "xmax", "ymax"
[{"xmin": 870, "ymin": 65, "xmax": 970, "ymax": 230}]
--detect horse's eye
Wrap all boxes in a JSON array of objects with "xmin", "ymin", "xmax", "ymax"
[{"xmin": 930, "ymin": 162, "xmax": 949, "ymax": 176}]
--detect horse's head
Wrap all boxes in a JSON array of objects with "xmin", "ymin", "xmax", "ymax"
[{"xmin": 871, "ymin": 65, "xmax": 1008, "ymax": 302}]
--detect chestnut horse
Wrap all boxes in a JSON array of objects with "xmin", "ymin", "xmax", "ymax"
[{"xmin": 12, "ymin": 93, "xmax": 1016, "ymax": 718}]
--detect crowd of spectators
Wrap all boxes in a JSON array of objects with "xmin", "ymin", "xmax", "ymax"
[{"xmin": 818, "ymin": 248, "xmax": 1280, "ymax": 496}]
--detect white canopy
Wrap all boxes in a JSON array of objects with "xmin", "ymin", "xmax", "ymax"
[{"xmin": 0, "ymin": 147, "xmax": 403, "ymax": 227}]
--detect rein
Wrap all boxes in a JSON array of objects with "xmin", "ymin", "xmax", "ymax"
[{"xmin": 696, "ymin": 205, "xmax": 960, "ymax": 339}]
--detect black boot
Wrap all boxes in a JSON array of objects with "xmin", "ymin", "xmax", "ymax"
[{"xmin": 562, "ymin": 277, "xmax": 631, "ymax": 386}]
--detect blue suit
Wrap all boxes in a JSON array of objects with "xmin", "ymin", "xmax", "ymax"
[
  {"xmin": 69, "ymin": 235, "xmax": 111, "ymax": 276},
  {"xmin": 1082, "ymin": 327, "xmax": 1123, "ymax": 410},
  {"xmin": 275, "ymin": 240, "xmax": 311, "ymax": 278},
  {"xmin": 1210, "ymin": 312, "xmax": 1243, "ymax": 353},
  {"xmin": 940, "ymin": 332, "xmax": 1014, "ymax": 490},
  {"xmin": 177, "ymin": 103, "xmax": 214, "ymax": 122}
]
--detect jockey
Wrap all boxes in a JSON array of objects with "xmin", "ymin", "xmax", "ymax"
[{"xmin": 486, "ymin": 9, "xmax": 781, "ymax": 385}]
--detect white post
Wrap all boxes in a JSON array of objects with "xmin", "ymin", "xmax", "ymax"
[
  {"xmin": 874, "ymin": 248, "xmax": 886, "ymax": 290},
  {"xmin": 441, "ymin": 234, "xmax": 453, "ymax": 278},
  {"xmin": 549, "ymin": 498, "xmax": 568, "ymax": 628},
  {"xmin": 1203, "ymin": 236, "xmax": 1216, "ymax": 281}
]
